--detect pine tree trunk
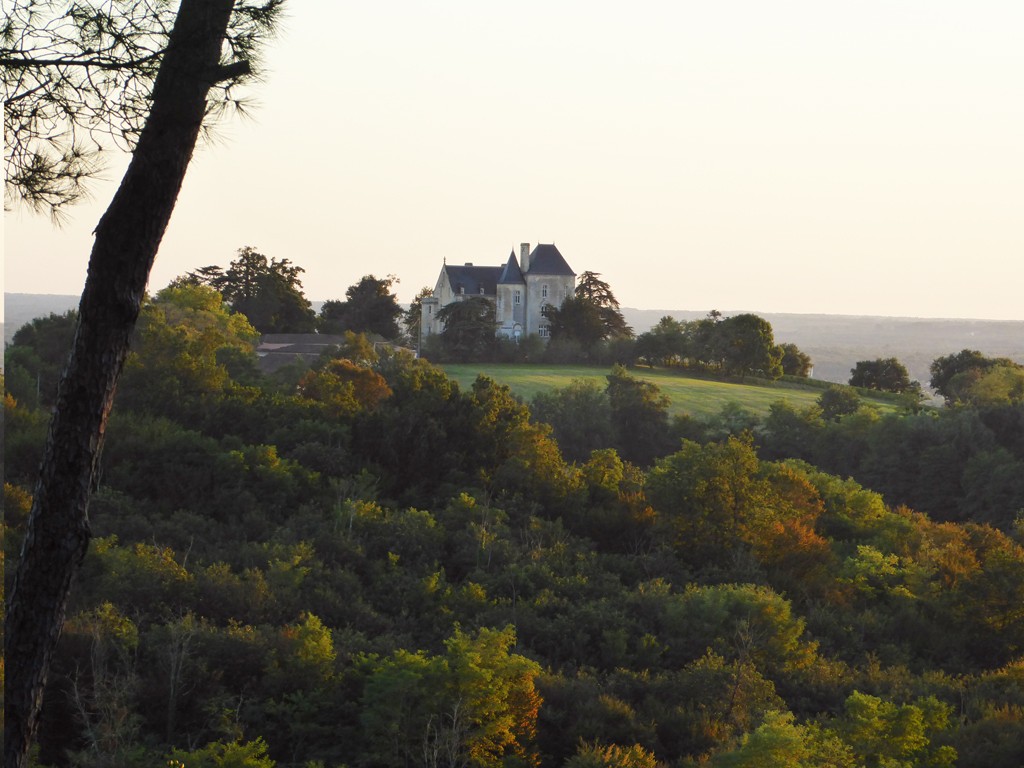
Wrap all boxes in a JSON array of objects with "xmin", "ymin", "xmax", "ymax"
[{"xmin": 4, "ymin": 2, "xmax": 237, "ymax": 765}]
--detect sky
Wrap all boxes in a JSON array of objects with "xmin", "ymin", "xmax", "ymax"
[{"xmin": 5, "ymin": 1, "xmax": 1024, "ymax": 320}]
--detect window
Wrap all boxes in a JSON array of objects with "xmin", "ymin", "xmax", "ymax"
[
  {"xmin": 539, "ymin": 325, "xmax": 550, "ymax": 338},
  {"xmin": 542, "ymin": 284, "xmax": 548, "ymax": 299},
  {"xmin": 514, "ymin": 290, "xmax": 521, "ymax": 305}
]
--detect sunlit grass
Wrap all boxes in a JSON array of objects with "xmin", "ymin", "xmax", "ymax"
[{"xmin": 440, "ymin": 363, "xmax": 902, "ymax": 420}]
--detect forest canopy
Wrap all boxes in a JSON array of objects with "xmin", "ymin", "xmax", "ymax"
[{"xmin": 5, "ymin": 279, "xmax": 1024, "ymax": 768}]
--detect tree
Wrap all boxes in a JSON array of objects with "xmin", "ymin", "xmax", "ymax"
[
  {"xmin": 960, "ymin": 364, "xmax": 1024, "ymax": 406},
  {"xmin": 930, "ymin": 349, "xmax": 1024, "ymax": 405},
  {"xmin": 687, "ymin": 310, "xmax": 729, "ymax": 371},
  {"xmin": 3, "ymin": 3, "xmax": 282, "ymax": 765},
  {"xmin": 116, "ymin": 283, "xmax": 261, "ymax": 416},
  {"xmin": 435, "ymin": 296, "xmax": 497, "ymax": 362},
  {"xmin": 543, "ymin": 271, "xmax": 632, "ymax": 352},
  {"xmin": 531, "ymin": 379, "xmax": 614, "ymax": 463},
  {"xmin": 605, "ymin": 365, "xmax": 672, "ymax": 466},
  {"xmin": 817, "ymin": 387, "xmax": 861, "ymax": 422},
  {"xmin": 719, "ymin": 314, "xmax": 783, "ymax": 380},
  {"xmin": 319, "ymin": 274, "xmax": 403, "ymax": 339},
  {"xmin": 635, "ymin": 316, "xmax": 689, "ymax": 368},
  {"xmin": 647, "ymin": 436, "xmax": 765, "ymax": 565},
  {"xmin": 566, "ymin": 742, "xmax": 663, "ymax": 768},
  {"xmin": 297, "ymin": 359, "xmax": 393, "ymax": 418},
  {"xmin": 192, "ymin": 247, "xmax": 315, "ymax": 334},
  {"xmin": 849, "ymin": 358, "xmax": 914, "ymax": 394},
  {"xmin": 360, "ymin": 626, "xmax": 541, "ymax": 768},
  {"xmin": 709, "ymin": 711, "xmax": 854, "ymax": 768},
  {"xmin": 930, "ymin": 349, "xmax": 995, "ymax": 402},
  {"xmin": 405, "ymin": 285, "xmax": 435, "ymax": 349},
  {"xmin": 779, "ymin": 343, "xmax": 812, "ymax": 377},
  {"xmin": 3, "ymin": 311, "xmax": 79, "ymax": 407},
  {"xmin": 836, "ymin": 692, "xmax": 957, "ymax": 768}
]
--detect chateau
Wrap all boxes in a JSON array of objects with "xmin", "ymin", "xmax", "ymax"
[{"xmin": 420, "ymin": 243, "xmax": 576, "ymax": 344}]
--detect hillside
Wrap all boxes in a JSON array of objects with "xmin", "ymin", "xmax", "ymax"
[
  {"xmin": 6, "ymin": 284, "xmax": 1024, "ymax": 768},
  {"xmin": 441, "ymin": 363, "xmax": 902, "ymax": 420},
  {"xmin": 6, "ymin": 293, "xmax": 1023, "ymax": 388}
]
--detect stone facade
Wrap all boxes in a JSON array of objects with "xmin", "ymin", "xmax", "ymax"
[{"xmin": 421, "ymin": 243, "xmax": 576, "ymax": 345}]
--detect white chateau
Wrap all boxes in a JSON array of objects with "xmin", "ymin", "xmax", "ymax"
[{"xmin": 420, "ymin": 242, "xmax": 576, "ymax": 344}]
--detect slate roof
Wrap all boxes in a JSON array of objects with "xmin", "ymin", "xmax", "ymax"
[
  {"xmin": 498, "ymin": 251, "xmax": 525, "ymax": 285},
  {"xmin": 255, "ymin": 333, "xmax": 350, "ymax": 374},
  {"xmin": 444, "ymin": 264, "xmax": 503, "ymax": 296},
  {"xmin": 527, "ymin": 244, "xmax": 575, "ymax": 276}
]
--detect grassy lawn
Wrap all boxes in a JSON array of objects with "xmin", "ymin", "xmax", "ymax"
[{"xmin": 440, "ymin": 363, "xmax": 902, "ymax": 420}]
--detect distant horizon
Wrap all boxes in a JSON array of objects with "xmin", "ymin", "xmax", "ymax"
[{"xmin": 6, "ymin": 290, "xmax": 1024, "ymax": 326}]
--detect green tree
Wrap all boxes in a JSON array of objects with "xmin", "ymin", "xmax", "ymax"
[
  {"xmin": 950, "ymin": 364, "xmax": 1024, "ymax": 407},
  {"xmin": 319, "ymin": 274, "xmax": 403, "ymax": 339},
  {"xmin": 929, "ymin": 349, "xmax": 1001, "ymax": 403},
  {"xmin": 605, "ymin": 365, "xmax": 672, "ymax": 466},
  {"xmin": 4, "ymin": 4, "xmax": 282, "ymax": 765},
  {"xmin": 360, "ymin": 626, "xmax": 541, "ymax": 768},
  {"xmin": 117, "ymin": 284, "xmax": 260, "ymax": 416},
  {"xmin": 435, "ymin": 296, "xmax": 497, "ymax": 362},
  {"xmin": 760, "ymin": 401, "xmax": 823, "ymax": 461},
  {"xmin": 690, "ymin": 310, "xmax": 729, "ymax": 370},
  {"xmin": 635, "ymin": 316, "xmax": 689, "ymax": 368},
  {"xmin": 779, "ymin": 343, "xmax": 813, "ymax": 377},
  {"xmin": 406, "ymin": 285, "xmax": 435, "ymax": 348},
  {"xmin": 168, "ymin": 738, "xmax": 276, "ymax": 768},
  {"xmin": 719, "ymin": 314, "xmax": 783, "ymax": 380},
  {"xmin": 543, "ymin": 271, "xmax": 631, "ymax": 352},
  {"xmin": 192, "ymin": 247, "xmax": 315, "ymax": 334},
  {"xmin": 849, "ymin": 358, "xmax": 914, "ymax": 394},
  {"xmin": 818, "ymin": 387, "xmax": 861, "ymax": 422},
  {"xmin": 531, "ymin": 379, "xmax": 614, "ymax": 463},
  {"xmin": 4, "ymin": 310, "xmax": 78, "ymax": 407},
  {"xmin": 709, "ymin": 711, "xmax": 854, "ymax": 768},
  {"xmin": 836, "ymin": 692, "xmax": 957, "ymax": 768},
  {"xmin": 566, "ymin": 742, "xmax": 663, "ymax": 768}
]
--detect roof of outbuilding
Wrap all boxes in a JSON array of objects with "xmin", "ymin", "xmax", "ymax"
[
  {"xmin": 527, "ymin": 243, "xmax": 575, "ymax": 276},
  {"xmin": 498, "ymin": 252, "xmax": 525, "ymax": 285},
  {"xmin": 444, "ymin": 264, "xmax": 502, "ymax": 296}
]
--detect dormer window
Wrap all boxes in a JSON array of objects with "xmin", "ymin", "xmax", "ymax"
[{"xmin": 459, "ymin": 286, "xmax": 464, "ymax": 295}]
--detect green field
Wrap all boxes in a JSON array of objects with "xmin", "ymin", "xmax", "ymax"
[{"xmin": 441, "ymin": 363, "xmax": 902, "ymax": 420}]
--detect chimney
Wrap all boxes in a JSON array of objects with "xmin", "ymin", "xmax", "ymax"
[{"xmin": 520, "ymin": 243, "xmax": 530, "ymax": 272}]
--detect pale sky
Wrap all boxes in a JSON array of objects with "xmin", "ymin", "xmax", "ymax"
[{"xmin": 5, "ymin": 1, "xmax": 1024, "ymax": 320}]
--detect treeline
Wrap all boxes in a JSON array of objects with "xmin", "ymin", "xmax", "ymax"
[
  {"xmin": 5, "ymin": 282, "xmax": 1024, "ymax": 768},
  {"xmin": 420, "ymin": 272, "xmax": 809, "ymax": 384}
]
